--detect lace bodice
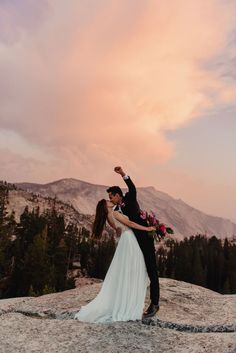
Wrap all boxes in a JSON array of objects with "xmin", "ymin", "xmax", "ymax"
[{"xmin": 111, "ymin": 211, "xmax": 129, "ymax": 232}]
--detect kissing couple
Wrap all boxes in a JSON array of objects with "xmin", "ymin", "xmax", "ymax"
[{"xmin": 74, "ymin": 166, "xmax": 160, "ymax": 323}]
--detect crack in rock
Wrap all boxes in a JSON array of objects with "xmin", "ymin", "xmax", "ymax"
[
  {"xmin": 1, "ymin": 309, "xmax": 235, "ymax": 333},
  {"xmin": 14, "ymin": 309, "xmax": 57, "ymax": 319},
  {"xmin": 142, "ymin": 318, "xmax": 236, "ymax": 333}
]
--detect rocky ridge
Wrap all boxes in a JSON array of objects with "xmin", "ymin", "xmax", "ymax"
[
  {"xmin": 0, "ymin": 278, "xmax": 235, "ymax": 353},
  {"xmin": 6, "ymin": 187, "xmax": 93, "ymax": 230}
]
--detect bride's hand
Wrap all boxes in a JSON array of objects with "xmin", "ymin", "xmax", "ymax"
[{"xmin": 148, "ymin": 226, "xmax": 156, "ymax": 232}]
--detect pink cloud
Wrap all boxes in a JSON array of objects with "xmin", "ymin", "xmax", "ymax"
[
  {"xmin": 0, "ymin": 0, "xmax": 51, "ymax": 44},
  {"xmin": 0, "ymin": 0, "xmax": 236, "ymax": 197}
]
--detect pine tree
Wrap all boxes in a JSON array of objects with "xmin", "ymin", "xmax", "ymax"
[
  {"xmin": 25, "ymin": 225, "xmax": 50, "ymax": 295},
  {"xmin": 64, "ymin": 223, "xmax": 79, "ymax": 273},
  {"xmin": 157, "ymin": 246, "xmax": 166, "ymax": 277},
  {"xmin": 192, "ymin": 246, "xmax": 205, "ymax": 286},
  {"xmin": 53, "ymin": 238, "xmax": 68, "ymax": 291},
  {"xmin": 228, "ymin": 244, "xmax": 236, "ymax": 293},
  {"xmin": 0, "ymin": 182, "xmax": 16, "ymax": 298},
  {"xmin": 165, "ymin": 244, "xmax": 174, "ymax": 278}
]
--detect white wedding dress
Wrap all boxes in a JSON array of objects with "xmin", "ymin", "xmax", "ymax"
[{"xmin": 74, "ymin": 213, "xmax": 149, "ymax": 323}]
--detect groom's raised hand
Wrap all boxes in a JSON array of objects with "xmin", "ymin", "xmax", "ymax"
[{"xmin": 114, "ymin": 166, "xmax": 125, "ymax": 177}]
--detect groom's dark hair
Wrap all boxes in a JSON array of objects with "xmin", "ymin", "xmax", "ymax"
[{"xmin": 106, "ymin": 186, "xmax": 123, "ymax": 197}]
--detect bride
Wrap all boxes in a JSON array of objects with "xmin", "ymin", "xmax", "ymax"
[{"xmin": 74, "ymin": 199, "xmax": 155, "ymax": 323}]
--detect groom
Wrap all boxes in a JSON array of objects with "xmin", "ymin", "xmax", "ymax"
[{"xmin": 107, "ymin": 166, "xmax": 160, "ymax": 319}]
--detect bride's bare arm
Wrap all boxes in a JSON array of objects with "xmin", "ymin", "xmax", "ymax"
[{"xmin": 113, "ymin": 211, "xmax": 155, "ymax": 232}]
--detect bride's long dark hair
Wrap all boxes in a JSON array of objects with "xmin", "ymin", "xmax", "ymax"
[{"xmin": 92, "ymin": 199, "xmax": 108, "ymax": 239}]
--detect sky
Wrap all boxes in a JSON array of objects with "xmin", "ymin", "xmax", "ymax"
[{"xmin": 0, "ymin": 0, "xmax": 236, "ymax": 222}]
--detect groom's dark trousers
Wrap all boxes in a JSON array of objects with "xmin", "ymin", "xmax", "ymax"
[{"xmin": 119, "ymin": 176, "xmax": 160, "ymax": 305}]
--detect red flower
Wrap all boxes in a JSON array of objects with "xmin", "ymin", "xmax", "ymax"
[{"xmin": 159, "ymin": 224, "xmax": 166, "ymax": 233}]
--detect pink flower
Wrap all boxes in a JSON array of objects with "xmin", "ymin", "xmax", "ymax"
[
  {"xmin": 152, "ymin": 218, "xmax": 158, "ymax": 226},
  {"xmin": 141, "ymin": 209, "xmax": 173, "ymax": 241},
  {"xmin": 140, "ymin": 210, "xmax": 147, "ymax": 220}
]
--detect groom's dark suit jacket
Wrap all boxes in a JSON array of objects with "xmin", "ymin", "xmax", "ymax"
[
  {"xmin": 117, "ymin": 176, "xmax": 160, "ymax": 305},
  {"xmin": 118, "ymin": 177, "xmax": 148, "ymax": 231}
]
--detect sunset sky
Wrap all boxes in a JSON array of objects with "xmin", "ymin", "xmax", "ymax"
[{"xmin": 0, "ymin": 0, "xmax": 236, "ymax": 222}]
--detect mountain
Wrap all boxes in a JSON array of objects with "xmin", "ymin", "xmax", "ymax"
[
  {"xmin": 17, "ymin": 178, "xmax": 236, "ymax": 240},
  {"xmin": 6, "ymin": 186, "xmax": 93, "ymax": 230},
  {"xmin": 0, "ymin": 278, "xmax": 235, "ymax": 353}
]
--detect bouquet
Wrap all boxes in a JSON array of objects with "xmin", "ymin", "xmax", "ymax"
[{"xmin": 140, "ymin": 210, "xmax": 174, "ymax": 241}]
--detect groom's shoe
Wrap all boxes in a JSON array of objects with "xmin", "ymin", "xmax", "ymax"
[{"xmin": 142, "ymin": 303, "xmax": 159, "ymax": 319}]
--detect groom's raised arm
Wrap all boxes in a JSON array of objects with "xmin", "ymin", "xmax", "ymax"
[
  {"xmin": 114, "ymin": 166, "xmax": 137, "ymax": 201},
  {"xmin": 123, "ymin": 176, "xmax": 137, "ymax": 201}
]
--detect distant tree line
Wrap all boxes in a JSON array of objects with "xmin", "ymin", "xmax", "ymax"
[
  {"xmin": 0, "ymin": 181, "xmax": 235, "ymax": 297},
  {"xmin": 79, "ymin": 234, "xmax": 236, "ymax": 294},
  {"xmin": 78, "ymin": 234, "xmax": 236, "ymax": 294},
  {"xmin": 158, "ymin": 236, "xmax": 236, "ymax": 294}
]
